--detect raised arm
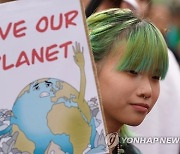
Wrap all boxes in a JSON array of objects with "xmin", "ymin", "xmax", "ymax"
[
  {"xmin": 73, "ymin": 42, "xmax": 91, "ymax": 122},
  {"xmin": 73, "ymin": 42, "xmax": 86, "ymax": 101}
]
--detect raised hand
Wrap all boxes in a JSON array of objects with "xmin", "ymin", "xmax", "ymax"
[{"xmin": 72, "ymin": 42, "xmax": 85, "ymax": 69}]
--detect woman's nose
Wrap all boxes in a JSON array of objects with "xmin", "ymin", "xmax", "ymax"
[{"xmin": 137, "ymin": 77, "xmax": 152, "ymax": 99}]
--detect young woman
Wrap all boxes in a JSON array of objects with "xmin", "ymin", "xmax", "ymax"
[{"xmin": 87, "ymin": 8, "xmax": 168, "ymax": 153}]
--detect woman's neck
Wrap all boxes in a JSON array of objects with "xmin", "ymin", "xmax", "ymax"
[{"xmin": 105, "ymin": 115, "xmax": 123, "ymax": 134}]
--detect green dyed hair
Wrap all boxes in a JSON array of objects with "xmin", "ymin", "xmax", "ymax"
[
  {"xmin": 87, "ymin": 8, "xmax": 168, "ymax": 80},
  {"xmin": 87, "ymin": 9, "xmax": 169, "ymax": 137}
]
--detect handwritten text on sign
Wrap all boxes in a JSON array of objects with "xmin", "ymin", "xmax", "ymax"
[{"xmin": 0, "ymin": 10, "xmax": 78, "ymax": 71}]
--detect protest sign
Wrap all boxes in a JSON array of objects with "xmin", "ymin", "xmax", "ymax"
[{"xmin": 0, "ymin": 0, "xmax": 108, "ymax": 153}]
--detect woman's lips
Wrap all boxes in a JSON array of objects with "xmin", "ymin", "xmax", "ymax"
[{"xmin": 130, "ymin": 103, "xmax": 150, "ymax": 113}]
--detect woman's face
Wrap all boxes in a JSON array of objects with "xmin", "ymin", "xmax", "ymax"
[{"xmin": 97, "ymin": 50, "xmax": 160, "ymax": 133}]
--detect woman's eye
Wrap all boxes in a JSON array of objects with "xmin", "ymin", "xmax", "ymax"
[
  {"xmin": 152, "ymin": 76, "xmax": 161, "ymax": 80},
  {"xmin": 128, "ymin": 70, "xmax": 138, "ymax": 75}
]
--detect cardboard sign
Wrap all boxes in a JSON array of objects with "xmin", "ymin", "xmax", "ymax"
[{"xmin": 0, "ymin": 0, "xmax": 109, "ymax": 153}]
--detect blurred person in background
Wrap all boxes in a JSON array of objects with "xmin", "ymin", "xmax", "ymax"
[
  {"xmin": 149, "ymin": 4, "xmax": 171, "ymax": 36},
  {"xmin": 166, "ymin": 0, "xmax": 180, "ymax": 65},
  {"xmin": 85, "ymin": 0, "xmax": 140, "ymax": 17},
  {"xmin": 136, "ymin": 0, "xmax": 151, "ymax": 18},
  {"xmin": 85, "ymin": 0, "xmax": 151, "ymax": 18}
]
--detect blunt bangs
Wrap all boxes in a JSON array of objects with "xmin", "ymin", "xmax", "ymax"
[{"xmin": 117, "ymin": 21, "xmax": 169, "ymax": 80}]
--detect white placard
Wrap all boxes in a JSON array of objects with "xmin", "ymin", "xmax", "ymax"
[{"xmin": 0, "ymin": 0, "xmax": 109, "ymax": 153}]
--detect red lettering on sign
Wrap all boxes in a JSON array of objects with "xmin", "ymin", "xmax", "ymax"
[
  {"xmin": 59, "ymin": 41, "xmax": 72, "ymax": 58},
  {"xmin": 13, "ymin": 20, "xmax": 27, "ymax": 38},
  {"xmin": 0, "ymin": 20, "xmax": 27, "ymax": 40},
  {"xmin": 65, "ymin": 10, "xmax": 78, "ymax": 28},
  {"xmin": 2, "ymin": 54, "xmax": 14, "ymax": 70},
  {"xmin": 16, "ymin": 51, "xmax": 30, "ymax": 67},
  {"xmin": 46, "ymin": 44, "xmax": 59, "ymax": 61}
]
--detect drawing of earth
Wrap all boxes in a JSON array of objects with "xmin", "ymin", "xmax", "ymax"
[{"xmin": 8, "ymin": 78, "xmax": 96, "ymax": 154}]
